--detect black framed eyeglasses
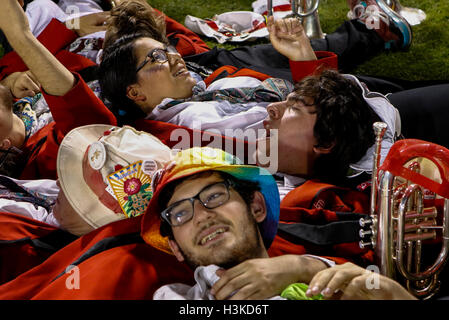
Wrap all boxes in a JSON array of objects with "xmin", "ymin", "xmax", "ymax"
[
  {"xmin": 135, "ymin": 45, "xmax": 178, "ymax": 73},
  {"xmin": 160, "ymin": 180, "xmax": 234, "ymax": 227}
]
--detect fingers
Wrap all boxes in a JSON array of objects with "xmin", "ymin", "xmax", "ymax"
[
  {"xmin": 13, "ymin": 71, "xmax": 40, "ymax": 98},
  {"xmin": 306, "ymin": 263, "xmax": 366, "ymax": 299},
  {"xmin": 211, "ymin": 266, "xmax": 246, "ymax": 299},
  {"xmin": 273, "ymin": 17, "xmax": 304, "ymax": 37},
  {"xmin": 25, "ymin": 71, "xmax": 41, "ymax": 88},
  {"xmin": 212, "ymin": 270, "xmax": 262, "ymax": 300}
]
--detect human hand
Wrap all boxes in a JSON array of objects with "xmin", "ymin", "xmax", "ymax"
[
  {"xmin": 306, "ymin": 262, "xmax": 417, "ymax": 300},
  {"xmin": 66, "ymin": 12, "xmax": 110, "ymax": 37},
  {"xmin": 1, "ymin": 71, "xmax": 41, "ymax": 98},
  {"xmin": 267, "ymin": 15, "xmax": 316, "ymax": 61},
  {"xmin": 0, "ymin": 0, "xmax": 30, "ymax": 36},
  {"xmin": 211, "ymin": 255, "xmax": 326, "ymax": 300}
]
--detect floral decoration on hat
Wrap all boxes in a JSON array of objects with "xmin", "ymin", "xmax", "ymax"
[{"xmin": 107, "ymin": 161, "xmax": 153, "ymax": 218}]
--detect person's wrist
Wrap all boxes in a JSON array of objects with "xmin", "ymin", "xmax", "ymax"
[
  {"xmin": 290, "ymin": 45, "xmax": 317, "ymax": 61},
  {"xmin": 294, "ymin": 255, "xmax": 327, "ymax": 283}
]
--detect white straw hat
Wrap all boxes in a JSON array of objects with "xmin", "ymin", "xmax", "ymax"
[{"xmin": 56, "ymin": 124, "xmax": 173, "ymax": 235}]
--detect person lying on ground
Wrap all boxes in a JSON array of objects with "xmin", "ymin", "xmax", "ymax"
[{"xmin": 141, "ymin": 146, "xmax": 415, "ymax": 300}]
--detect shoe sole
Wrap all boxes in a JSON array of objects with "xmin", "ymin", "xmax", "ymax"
[{"xmin": 376, "ymin": 0, "xmax": 412, "ymax": 50}]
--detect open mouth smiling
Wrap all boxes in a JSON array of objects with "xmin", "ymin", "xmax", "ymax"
[{"xmin": 197, "ymin": 226, "xmax": 230, "ymax": 246}]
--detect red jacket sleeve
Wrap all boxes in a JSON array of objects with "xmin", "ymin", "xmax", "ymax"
[
  {"xmin": 289, "ymin": 51, "xmax": 338, "ymax": 83},
  {"xmin": 0, "ymin": 19, "xmax": 80, "ymax": 80},
  {"xmin": 41, "ymin": 73, "xmax": 117, "ymax": 136}
]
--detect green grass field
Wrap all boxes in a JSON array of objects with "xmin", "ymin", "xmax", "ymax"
[
  {"xmin": 0, "ymin": 0, "xmax": 447, "ymax": 81},
  {"xmin": 147, "ymin": 0, "xmax": 449, "ymax": 81}
]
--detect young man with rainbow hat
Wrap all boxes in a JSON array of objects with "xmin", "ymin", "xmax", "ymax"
[
  {"xmin": 141, "ymin": 146, "xmax": 414, "ymax": 300},
  {"xmin": 141, "ymin": 146, "xmax": 332, "ymax": 300}
]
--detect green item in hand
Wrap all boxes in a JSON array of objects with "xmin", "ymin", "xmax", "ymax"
[{"xmin": 281, "ymin": 283, "xmax": 323, "ymax": 300}]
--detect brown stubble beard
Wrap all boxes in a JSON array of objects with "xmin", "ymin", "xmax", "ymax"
[{"xmin": 177, "ymin": 206, "xmax": 266, "ymax": 270}]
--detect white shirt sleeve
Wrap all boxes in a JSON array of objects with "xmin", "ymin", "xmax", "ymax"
[{"xmin": 301, "ymin": 254, "xmax": 336, "ymax": 268}]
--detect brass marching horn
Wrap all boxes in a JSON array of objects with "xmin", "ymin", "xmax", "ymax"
[
  {"xmin": 267, "ymin": 0, "xmax": 325, "ymax": 39},
  {"xmin": 359, "ymin": 122, "xmax": 449, "ymax": 299}
]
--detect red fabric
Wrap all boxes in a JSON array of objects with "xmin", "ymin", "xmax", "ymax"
[
  {"xmin": 0, "ymin": 213, "xmax": 60, "ymax": 285},
  {"xmin": 204, "ymin": 65, "xmax": 272, "ymax": 86},
  {"xmin": 380, "ymin": 139, "xmax": 449, "ymax": 199},
  {"xmin": 0, "ymin": 180, "xmax": 373, "ymax": 299},
  {"xmin": 0, "ymin": 215, "xmax": 194, "ymax": 300},
  {"xmin": 268, "ymin": 180, "xmax": 374, "ymax": 266},
  {"xmin": 0, "ymin": 19, "xmax": 93, "ymax": 80},
  {"xmin": 289, "ymin": 51, "xmax": 338, "ymax": 83},
  {"xmin": 19, "ymin": 73, "xmax": 117, "ymax": 180},
  {"xmin": 160, "ymin": 11, "xmax": 210, "ymax": 56},
  {"xmin": 0, "ymin": 12, "xmax": 208, "ymax": 81}
]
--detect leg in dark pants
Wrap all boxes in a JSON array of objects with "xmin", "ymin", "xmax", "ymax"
[
  {"xmin": 185, "ymin": 20, "xmax": 385, "ymax": 80},
  {"xmin": 388, "ymin": 84, "xmax": 449, "ymax": 148}
]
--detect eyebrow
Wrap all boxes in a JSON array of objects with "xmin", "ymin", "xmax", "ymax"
[{"xmin": 287, "ymin": 93, "xmax": 313, "ymax": 106}]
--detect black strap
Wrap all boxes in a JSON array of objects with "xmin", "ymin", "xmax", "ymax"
[
  {"xmin": 0, "ymin": 229, "xmax": 77, "ymax": 252},
  {"xmin": 277, "ymin": 212, "xmax": 366, "ymax": 246},
  {"xmin": 51, "ymin": 232, "xmax": 144, "ymax": 282},
  {"xmin": 0, "ymin": 175, "xmax": 54, "ymax": 212}
]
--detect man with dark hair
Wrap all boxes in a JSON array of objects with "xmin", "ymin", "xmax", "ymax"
[
  {"xmin": 141, "ymin": 146, "xmax": 333, "ymax": 299},
  {"xmin": 254, "ymin": 15, "xmax": 449, "ymax": 189},
  {"xmin": 141, "ymin": 146, "xmax": 415, "ymax": 300}
]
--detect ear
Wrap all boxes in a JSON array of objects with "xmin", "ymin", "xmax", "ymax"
[
  {"xmin": 125, "ymin": 84, "xmax": 146, "ymax": 103},
  {"xmin": 313, "ymin": 143, "xmax": 334, "ymax": 155},
  {"xmin": 168, "ymin": 239, "xmax": 185, "ymax": 262},
  {"xmin": 0, "ymin": 138, "xmax": 11, "ymax": 151},
  {"xmin": 250, "ymin": 191, "xmax": 267, "ymax": 223}
]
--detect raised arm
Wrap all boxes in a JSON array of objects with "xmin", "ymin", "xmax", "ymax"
[
  {"xmin": 0, "ymin": 0, "xmax": 75, "ymax": 96},
  {"xmin": 267, "ymin": 15, "xmax": 317, "ymax": 62}
]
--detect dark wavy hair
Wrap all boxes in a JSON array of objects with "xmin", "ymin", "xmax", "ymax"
[
  {"xmin": 99, "ymin": 0, "xmax": 169, "ymax": 125},
  {"xmin": 104, "ymin": 0, "xmax": 167, "ymax": 50},
  {"xmin": 295, "ymin": 69, "xmax": 380, "ymax": 184},
  {"xmin": 98, "ymin": 33, "xmax": 147, "ymax": 125}
]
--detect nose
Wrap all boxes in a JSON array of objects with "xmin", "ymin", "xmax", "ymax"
[
  {"xmin": 167, "ymin": 51, "xmax": 183, "ymax": 65},
  {"xmin": 266, "ymin": 101, "xmax": 286, "ymax": 120},
  {"xmin": 192, "ymin": 200, "xmax": 215, "ymax": 225}
]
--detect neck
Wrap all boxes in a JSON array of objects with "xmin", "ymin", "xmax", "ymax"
[{"xmin": 10, "ymin": 114, "xmax": 26, "ymax": 148}]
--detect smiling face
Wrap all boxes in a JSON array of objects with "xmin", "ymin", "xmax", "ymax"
[
  {"xmin": 166, "ymin": 172, "xmax": 267, "ymax": 269},
  {"xmin": 256, "ymin": 92, "xmax": 328, "ymax": 177},
  {"xmin": 127, "ymin": 37, "xmax": 197, "ymax": 113}
]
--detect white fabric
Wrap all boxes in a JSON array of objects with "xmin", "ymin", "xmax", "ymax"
[
  {"xmin": 147, "ymin": 76, "xmax": 271, "ymax": 141},
  {"xmin": 345, "ymin": 74, "xmax": 401, "ymax": 177},
  {"xmin": 0, "ymin": 177, "xmax": 60, "ymax": 227},
  {"xmin": 26, "ymin": 0, "xmax": 68, "ymax": 37},
  {"xmin": 153, "ymin": 264, "xmax": 285, "ymax": 300},
  {"xmin": 57, "ymin": 0, "xmax": 103, "ymax": 15},
  {"xmin": 185, "ymin": 11, "xmax": 268, "ymax": 44},
  {"xmin": 275, "ymin": 173, "xmax": 306, "ymax": 201},
  {"xmin": 97, "ymin": 126, "xmax": 173, "ymax": 186},
  {"xmin": 154, "ymin": 256, "xmax": 335, "ymax": 300},
  {"xmin": 252, "ymin": 0, "xmax": 293, "ymax": 19},
  {"xmin": 25, "ymin": 0, "xmax": 105, "ymax": 39}
]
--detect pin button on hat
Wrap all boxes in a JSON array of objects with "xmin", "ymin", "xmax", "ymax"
[{"xmin": 88, "ymin": 141, "xmax": 107, "ymax": 170}]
